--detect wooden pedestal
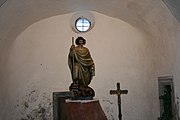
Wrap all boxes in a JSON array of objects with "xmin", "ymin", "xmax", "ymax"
[{"xmin": 66, "ymin": 99, "xmax": 108, "ymax": 120}]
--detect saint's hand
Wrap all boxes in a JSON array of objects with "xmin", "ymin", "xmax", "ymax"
[{"xmin": 70, "ymin": 45, "xmax": 75, "ymax": 49}]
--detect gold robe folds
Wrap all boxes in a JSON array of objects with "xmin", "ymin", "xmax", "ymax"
[{"xmin": 68, "ymin": 46, "xmax": 95, "ymax": 86}]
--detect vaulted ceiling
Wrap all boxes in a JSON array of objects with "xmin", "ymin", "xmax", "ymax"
[{"xmin": 0, "ymin": 0, "xmax": 179, "ymax": 45}]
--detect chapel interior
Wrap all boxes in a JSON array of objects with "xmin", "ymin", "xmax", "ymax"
[{"xmin": 0, "ymin": 0, "xmax": 180, "ymax": 120}]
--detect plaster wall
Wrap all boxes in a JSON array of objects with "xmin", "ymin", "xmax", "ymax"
[
  {"xmin": 173, "ymin": 29, "xmax": 180, "ymax": 119},
  {"xmin": 142, "ymin": 2, "xmax": 180, "ymax": 118},
  {"xmin": 3, "ymin": 11, "xmax": 158, "ymax": 120},
  {"xmin": 0, "ymin": 1, "xmax": 180, "ymax": 120}
]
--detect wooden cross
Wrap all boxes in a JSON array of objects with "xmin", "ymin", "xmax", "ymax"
[{"xmin": 110, "ymin": 82, "xmax": 128, "ymax": 120}]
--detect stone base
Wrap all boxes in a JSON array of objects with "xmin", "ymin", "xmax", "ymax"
[
  {"xmin": 69, "ymin": 83, "xmax": 95, "ymax": 99},
  {"xmin": 66, "ymin": 99, "xmax": 108, "ymax": 120}
]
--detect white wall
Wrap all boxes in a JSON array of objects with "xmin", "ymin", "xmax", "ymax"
[
  {"xmin": 143, "ymin": 3, "xmax": 180, "ymax": 119},
  {"xmin": 2, "ymin": 11, "xmax": 160, "ymax": 120},
  {"xmin": 173, "ymin": 29, "xmax": 180, "ymax": 119},
  {"xmin": 0, "ymin": 1, "xmax": 180, "ymax": 120}
]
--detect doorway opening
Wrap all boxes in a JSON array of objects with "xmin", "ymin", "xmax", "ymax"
[
  {"xmin": 53, "ymin": 91, "xmax": 71, "ymax": 120},
  {"xmin": 158, "ymin": 76, "xmax": 175, "ymax": 120}
]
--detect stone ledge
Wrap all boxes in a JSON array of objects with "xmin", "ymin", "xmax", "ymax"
[{"xmin": 65, "ymin": 98, "xmax": 99, "ymax": 103}]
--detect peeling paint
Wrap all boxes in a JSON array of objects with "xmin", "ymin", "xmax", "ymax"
[
  {"xmin": 23, "ymin": 103, "xmax": 52, "ymax": 120},
  {"xmin": 102, "ymin": 98, "xmax": 115, "ymax": 120},
  {"xmin": 15, "ymin": 90, "xmax": 52, "ymax": 120},
  {"xmin": 103, "ymin": 99, "xmax": 114, "ymax": 104}
]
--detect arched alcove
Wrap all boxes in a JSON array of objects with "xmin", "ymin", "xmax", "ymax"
[{"xmin": 2, "ymin": 11, "xmax": 160, "ymax": 120}]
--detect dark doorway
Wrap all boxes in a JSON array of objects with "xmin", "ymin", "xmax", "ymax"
[
  {"xmin": 53, "ymin": 91, "xmax": 71, "ymax": 120},
  {"xmin": 158, "ymin": 76, "xmax": 175, "ymax": 120}
]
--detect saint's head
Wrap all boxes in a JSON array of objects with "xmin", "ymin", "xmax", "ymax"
[{"xmin": 75, "ymin": 37, "xmax": 86, "ymax": 45}]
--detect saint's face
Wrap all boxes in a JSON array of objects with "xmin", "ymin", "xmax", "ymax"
[{"xmin": 78, "ymin": 39, "xmax": 84, "ymax": 45}]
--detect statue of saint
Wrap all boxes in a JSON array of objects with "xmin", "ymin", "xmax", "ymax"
[{"xmin": 68, "ymin": 37, "xmax": 95, "ymax": 99}]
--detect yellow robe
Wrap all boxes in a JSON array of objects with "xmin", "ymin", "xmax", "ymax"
[{"xmin": 68, "ymin": 46, "xmax": 95, "ymax": 86}]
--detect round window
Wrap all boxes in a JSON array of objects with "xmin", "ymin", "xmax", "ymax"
[{"xmin": 75, "ymin": 18, "xmax": 91, "ymax": 32}]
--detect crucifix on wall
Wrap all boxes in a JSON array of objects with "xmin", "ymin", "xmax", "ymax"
[{"xmin": 110, "ymin": 82, "xmax": 128, "ymax": 120}]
